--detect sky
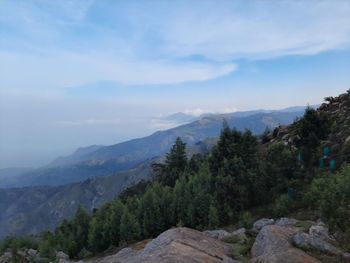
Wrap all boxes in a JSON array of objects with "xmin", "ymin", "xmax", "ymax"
[{"xmin": 0, "ymin": 0, "xmax": 350, "ymax": 168}]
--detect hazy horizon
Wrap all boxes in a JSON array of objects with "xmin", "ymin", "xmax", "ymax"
[{"xmin": 1, "ymin": 0, "xmax": 350, "ymax": 168}]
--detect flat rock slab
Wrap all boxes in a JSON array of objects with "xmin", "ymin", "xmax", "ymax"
[
  {"xmin": 250, "ymin": 225, "xmax": 320, "ymax": 263},
  {"xmin": 86, "ymin": 227, "xmax": 237, "ymax": 263}
]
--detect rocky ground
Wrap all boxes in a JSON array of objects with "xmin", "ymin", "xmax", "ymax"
[{"xmin": 2, "ymin": 217, "xmax": 349, "ymax": 263}]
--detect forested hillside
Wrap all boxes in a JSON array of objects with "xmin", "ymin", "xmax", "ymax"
[
  {"xmin": 0, "ymin": 109, "xmax": 304, "ymax": 189},
  {"xmin": 1, "ymin": 91, "xmax": 350, "ymax": 262}
]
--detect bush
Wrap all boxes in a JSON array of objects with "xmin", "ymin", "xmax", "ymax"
[
  {"xmin": 239, "ymin": 211, "xmax": 254, "ymax": 229},
  {"xmin": 304, "ymin": 164, "xmax": 350, "ymax": 231},
  {"xmin": 273, "ymin": 194, "xmax": 293, "ymax": 217}
]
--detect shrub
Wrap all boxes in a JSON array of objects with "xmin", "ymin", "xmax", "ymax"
[
  {"xmin": 305, "ymin": 164, "xmax": 350, "ymax": 231},
  {"xmin": 273, "ymin": 194, "xmax": 293, "ymax": 217},
  {"xmin": 239, "ymin": 211, "xmax": 254, "ymax": 229}
]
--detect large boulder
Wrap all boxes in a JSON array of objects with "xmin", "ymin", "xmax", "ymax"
[
  {"xmin": 252, "ymin": 218, "xmax": 274, "ymax": 232},
  {"xmin": 231, "ymin": 228, "xmax": 248, "ymax": 244},
  {"xmin": 250, "ymin": 225, "xmax": 320, "ymax": 263},
  {"xmin": 293, "ymin": 221, "xmax": 350, "ymax": 261},
  {"xmin": 203, "ymin": 229, "xmax": 231, "ymax": 240},
  {"xmin": 293, "ymin": 232, "xmax": 343, "ymax": 256},
  {"xmin": 85, "ymin": 227, "xmax": 238, "ymax": 263},
  {"xmin": 275, "ymin": 217, "xmax": 298, "ymax": 227}
]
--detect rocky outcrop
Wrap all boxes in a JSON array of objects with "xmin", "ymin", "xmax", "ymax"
[
  {"xmin": 204, "ymin": 229, "xmax": 231, "ymax": 240},
  {"xmin": 0, "ymin": 249, "xmax": 41, "ymax": 263},
  {"xmin": 84, "ymin": 227, "xmax": 237, "ymax": 263},
  {"xmin": 293, "ymin": 221, "xmax": 350, "ymax": 261},
  {"xmin": 250, "ymin": 225, "xmax": 320, "ymax": 263},
  {"xmin": 252, "ymin": 218, "xmax": 274, "ymax": 232},
  {"xmin": 275, "ymin": 217, "xmax": 298, "ymax": 227}
]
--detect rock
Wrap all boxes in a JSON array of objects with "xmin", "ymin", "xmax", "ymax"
[
  {"xmin": 293, "ymin": 232, "xmax": 311, "ymax": 249},
  {"xmin": 250, "ymin": 225, "xmax": 320, "ymax": 263},
  {"xmin": 231, "ymin": 228, "xmax": 248, "ymax": 244},
  {"xmin": 309, "ymin": 221, "xmax": 335, "ymax": 243},
  {"xmin": 84, "ymin": 227, "xmax": 236, "ymax": 263},
  {"xmin": 0, "ymin": 252, "xmax": 12, "ymax": 263},
  {"xmin": 275, "ymin": 217, "xmax": 298, "ymax": 227},
  {"xmin": 252, "ymin": 218, "xmax": 274, "ymax": 232},
  {"xmin": 343, "ymin": 252, "xmax": 350, "ymax": 261},
  {"xmin": 17, "ymin": 250, "xmax": 27, "ymax": 257},
  {"xmin": 293, "ymin": 232, "xmax": 343, "ymax": 256},
  {"xmin": 56, "ymin": 251, "xmax": 70, "ymax": 261},
  {"xmin": 204, "ymin": 229, "xmax": 231, "ymax": 240},
  {"xmin": 27, "ymin": 248, "xmax": 38, "ymax": 257},
  {"xmin": 345, "ymin": 135, "xmax": 350, "ymax": 144}
]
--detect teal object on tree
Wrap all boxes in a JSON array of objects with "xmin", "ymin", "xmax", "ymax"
[
  {"xmin": 297, "ymin": 152, "xmax": 302, "ymax": 161},
  {"xmin": 323, "ymin": 147, "xmax": 330, "ymax": 156},
  {"xmin": 330, "ymin": 159, "xmax": 335, "ymax": 171},
  {"xmin": 319, "ymin": 157, "xmax": 324, "ymax": 168},
  {"xmin": 288, "ymin": 187, "xmax": 295, "ymax": 200}
]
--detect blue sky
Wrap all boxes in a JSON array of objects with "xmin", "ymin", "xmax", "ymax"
[{"xmin": 0, "ymin": 0, "xmax": 350, "ymax": 168}]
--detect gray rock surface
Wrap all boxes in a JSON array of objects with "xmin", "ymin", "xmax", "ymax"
[
  {"xmin": 204, "ymin": 229, "xmax": 231, "ymax": 240},
  {"xmin": 231, "ymin": 228, "xmax": 248, "ymax": 244},
  {"xmin": 275, "ymin": 217, "xmax": 298, "ymax": 227},
  {"xmin": 250, "ymin": 225, "xmax": 320, "ymax": 263},
  {"xmin": 84, "ymin": 227, "xmax": 236, "ymax": 263},
  {"xmin": 293, "ymin": 232, "xmax": 343, "ymax": 256},
  {"xmin": 252, "ymin": 218, "xmax": 274, "ymax": 232},
  {"xmin": 308, "ymin": 221, "xmax": 335, "ymax": 242}
]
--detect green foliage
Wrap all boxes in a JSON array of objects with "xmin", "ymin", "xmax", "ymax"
[
  {"xmin": 305, "ymin": 165, "xmax": 350, "ymax": 231},
  {"xmin": 156, "ymin": 137, "xmax": 187, "ymax": 187},
  {"xmin": 0, "ymin": 236, "xmax": 38, "ymax": 254},
  {"xmin": 208, "ymin": 203, "xmax": 220, "ymax": 229},
  {"xmin": 39, "ymin": 232, "xmax": 55, "ymax": 259},
  {"xmin": 295, "ymin": 107, "xmax": 330, "ymax": 168},
  {"xmin": 119, "ymin": 180, "xmax": 150, "ymax": 201},
  {"xmin": 78, "ymin": 247, "xmax": 93, "ymax": 259},
  {"xmin": 221, "ymin": 234, "xmax": 241, "ymax": 244},
  {"xmin": 210, "ymin": 123, "xmax": 259, "ymax": 221},
  {"xmin": 239, "ymin": 211, "xmax": 254, "ymax": 229},
  {"xmin": 119, "ymin": 209, "xmax": 141, "ymax": 242},
  {"xmin": 273, "ymin": 194, "xmax": 293, "ymax": 217},
  {"xmin": 8, "ymin": 107, "xmax": 346, "ymax": 259}
]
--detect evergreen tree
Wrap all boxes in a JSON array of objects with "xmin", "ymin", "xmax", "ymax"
[
  {"xmin": 208, "ymin": 203, "xmax": 220, "ymax": 229},
  {"xmin": 73, "ymin": 206, "xmax": 90, "ymax": 253},
  {"xmin": 107, "ymin": 200, "xmax": 125, "ymax": 246},
  {"xmin": 119, "ymin": 209, "xmax": 141, "ymax": 242},
  {"xmin": 295, "ymin": 107, "xmax": 329, "ymax": 168},
  {"xmin": 157, "ymin": 137, "xmax": 187, "ymax": 187}
]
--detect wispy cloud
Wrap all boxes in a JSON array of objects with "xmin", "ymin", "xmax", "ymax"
[
  {"xmin": 0, "ymin": 0, "xmax": 349, "ymax": 91},
  {"xmin": 53, "ymin": 118, "xmax": 121, "ymax": 127}
]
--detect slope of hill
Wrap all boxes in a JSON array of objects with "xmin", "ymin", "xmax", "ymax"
[
  {"xmin": 0, "ymin": 160, "xmax": 153, "ymax": 239},
  {"xmin": 0, "ymin": 108, "xmax": 306, "ymax": 189},
  {"xmin": 0, "ymin": 139, "xmax": 216, "ymax": 239}
]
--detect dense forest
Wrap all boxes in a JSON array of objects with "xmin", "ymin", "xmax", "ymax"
[{"xmin": 1, "ymin": 101, "xmax": 350, "ymax": 260}]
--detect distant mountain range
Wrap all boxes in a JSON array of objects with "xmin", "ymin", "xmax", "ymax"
[
  {"xmin": 0, "ymin": 107, "xmax": 310, "ymax": 189},
  {"xmin": 0, "ymin": 105, "xmax": 313, "ymax": 238},
  {"xmin": 0, "ymin": 139, "xmax": 215, "ymax": 238}
]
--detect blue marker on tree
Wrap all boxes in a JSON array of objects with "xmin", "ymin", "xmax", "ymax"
[{"xmin": 329, "ymin": 159, "xmax": 335, "ymax": 171}]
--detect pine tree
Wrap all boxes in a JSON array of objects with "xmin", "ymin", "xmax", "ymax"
[
  {"xmin": 208, "ymin": 203, "xmax": 220, "ymax": 229},
  {"xmin": 157, "ymin": 137, "xmax": 187, "ymax": 187},
  {"xmin": 119, "ymin": 209, "xmax": 141, "ymax": 242},
  {"xmin": 108, "ymin": 200, "xmax": 125, "ymax": 246},
  {"xmin": 73, "ymin": 206, "xmax": 90, "ymax": 253}
]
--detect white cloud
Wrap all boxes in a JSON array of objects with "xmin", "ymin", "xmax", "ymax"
[
  {"xmin": 53, "ymin": 118, "xmax": 121, "ymax": 127},
  {"xmin": 184, "ymin": 108, "xmax": 210, "ymax": 116},
  {"xmin": 0, "ymin": 0, "xmax": 350, "ymax": 90},
  {"xmin": 156, "ymin": 0, "xmax": 350, "ymax": 60},
  {"xmin": 0, "ymin": 51, "xmax": 237, "ymax": 90}
]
